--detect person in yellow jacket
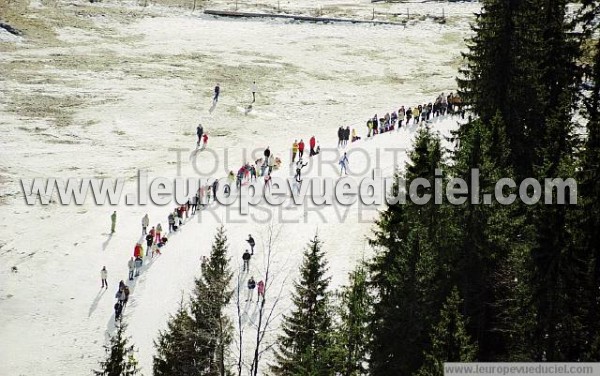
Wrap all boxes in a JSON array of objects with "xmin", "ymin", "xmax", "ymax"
[
  {"xmin": 292, "ymin": 140, "xmax": 299, "ymax": 162},
  {"xmin": 413, "ymin": 106, "xmax": 420, "ymax": 124}
]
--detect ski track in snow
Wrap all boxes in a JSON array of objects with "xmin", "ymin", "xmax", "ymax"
[{"xmin": 0, "ymin": 2, "xmax": 478, "ymax": 374}]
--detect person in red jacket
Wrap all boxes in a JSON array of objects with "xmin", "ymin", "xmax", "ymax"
[
  {"xmin": 134, "ymin": 243, "xmax": 143, "ymax": 258},
  {"xmin": 202, "ymin": 133, "xmax": 208, "ymax": 148},
  {"xmin": 298, "ymin": 139, "xmax": 305, "ymax": 159},
  {"xmin": 309, "ymin": 136, "xmax": 316, "ymax": 157}
]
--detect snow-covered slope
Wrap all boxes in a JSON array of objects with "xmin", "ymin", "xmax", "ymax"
[
  {"xmin": 0, "ymin": 2, "xmax": 476, "ymax": 374},
  {"xmin": 0, "ymin": 115, "xmax": 462, "ymax": 375}
]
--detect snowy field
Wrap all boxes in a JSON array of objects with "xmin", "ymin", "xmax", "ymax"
[{"xmin": 0, "ymin": 1, "xmax": 478, "ymax": 374}]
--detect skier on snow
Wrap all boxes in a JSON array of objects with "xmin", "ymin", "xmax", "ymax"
[
  {"xmin": 213, "ymin": 83, "xmax": 220, "ymax": 104},
  {"xmin": 172, "ymin": 212, "xmax": 179, "ymax": 232},
  {"xmin": 168, "ymin": 213, "xmax": 175, "ymax": 233},
  {"xmin": 292, "ymin": 140, "xmax": 299, "ymax": 163},
  {"xmin": 257, "ymin": 280, "xmax": 265, "ymax": 302},
  {"xmin": 247, "ymin": 276, "xmax": 256, "ymax": 302},
  {"xmin": 134, "ymin": 243, "xmax": 143, "ymax": 259},
  {"xmin": 242, "ymin": 249, "xmax": 251, "ymax": 272},
  {"xmin": 155, "ymin": 223, "xmax": 162, "ymax": 243},
  {"xmin": 128, "ymin": 257, "xmax": 135, "ymax": 281},
  {"xmin": 251, "ymin": 81, "xmax": 257, "ymax": 103},
  {"xmin": 101, "ymin": 266, "xmax": 108, "ymax": 289},
  {"xmin": 145, "ymin": 233, "xmax": 153, "ymax": 257},
  {"xmin": 298, "ymin": 139, "xmax": 305, "ymax": 159},
  {"xmin": 295, "ymin": 158, "xmax": 308, "ymax": 181},
  {"xmin": 110, "ymin": 211, "xmax": 116, "ymax": 234},
  {"xmin": 134, "ymin": 256, "xmax": 143, "ymax": 277},
  {"xmin": 142, "ymin": 214, "xmax": 149, "ymax": 235},
  {"xmin": 339, "ymin": 152, "xmax": 349, "ymax": 175},
  {"xmin": 114, "ymin": 302, "xmax": 123, "ymax": 321},
  {"xmin": 246, "ymin": 234, "xmax": 255, "ymax": 255},
  {"xmin": 343, "ymin": 126, "xmax": 350, "ymax": 146},
  {"xmin": 196, "ymin": 124, "xmax": 203, "ymax": 147},
  {"xmin": 120, "ymin": 285, "xmax": 130, "ymax": 307}
]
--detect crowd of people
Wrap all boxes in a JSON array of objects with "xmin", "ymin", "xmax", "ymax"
[
  {"xmin": 109, "ymin": 213, "xmax": 169, "ymax": 321},
  {"xmin": 364, "ymin": 92, "xmax": 464, "ymax": 137},
  {"xmin": 107, "ymin": 180, "xmax": 220, "ymax": 322},
  {"xmin": 106, "ymin": 196, "xmax": 270, "ymax": 321},
  {"xmin": 103, "ymin": 85, "xmax": 462, "ymax": 322},
  {"xmin": 226, "ymin": 146, "xmax": 286, "ymax": 191}
]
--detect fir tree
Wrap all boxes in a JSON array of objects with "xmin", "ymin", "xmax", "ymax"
[
  {"xmin": 189, "ymin": 225, "xmax": 234, "ymax": 376},
  {"xmin": 574, "ymin": 37, "xmax": 600, "ymax": 360},
  {"xmin": 271, "ymin": 234, "xmax": 334, "ymax": 376},
  {"xmin": 94, "ymin": 322, "xmax": 140, "ymax": 376},
  {"xmin": 449, "ymin": 116, "xmax": 535, "ymax": 361},
  {"xmin": 153, "ymin": 300, "xmax": 201, "ymax": 376},
  {"xmin": 369, "ymin": 127, "xmax": 455, "ymax": 375},
  {"xmin": 457, "ymin": 0, "xmax": 587, "ymax": 362},
  {"xmin": 152, "ymin": 225, "xmax": 233, "ymax": 376},
  {"xmin": 457, "ymin": 0, "xmax": 531, "ymax": 175},
  {"xmin": 525, "ymin": 0, "xmax": 585, "ymax": 359},
  {"xmin": 417, "ymin": 288, "xmax": 477, "ymax": 376},
  {"xmin": 333, "ymin": 264, "xmax": 371, "ymax": 376},
  {"xmin": 458, "ymin": 0, "xmax": 578, "ymax": 179},
  {"xmin": 367, "ymin": 171, "xmax": 414, "ymax": 375}
]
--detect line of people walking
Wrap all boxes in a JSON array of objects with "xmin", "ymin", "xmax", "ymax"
[
  {"xmin": 106, "ymin": 89, "xmax": 464, "ymax": 322},
  {"xmin": 106, "ymin": 180, "xmax": 217, "ymax": 323},
  {"xmin": 366, "ymin": 92, "xmax": 463, "ymax": 137},
  {"xmin": 240, "ymin": 234, "xmax": 265, "ymax": 303}
]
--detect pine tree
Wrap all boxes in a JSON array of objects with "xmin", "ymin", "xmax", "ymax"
[
  {"xmin": 458, "ymin": 0, "xmax": 587, "ymax": 362},
  {"xmin": 449, "ymin": 116, "xmax": 536, "ymax": 361},
  {"xmin": 153, "ymin": 225, "xmax": 233, "ymax": 376},
  {"xmin": 368, "ymin": 171, "xmax": 415, "ymax": 375},
  {"xmin": 94, "ymin": 322, "xmax": 140, "ymax": 376},
  {"xmin": 457, "ymin": 0, "xmax": 533, "ymax": 176},
  {"xmin": 271, "ymin": 234, "xmax": 334, "ymax": 376},
  {"xmin": 524, "ymin": 0, "xmax": 586, "ymax": 360},
  {"xmin": 574, "ymin": 37, "xmax": 600, "ymax": 360},
  {"xmin": 458, "ymin": 0, "xmax": 578, "ymax": 180},
  {"xmin": 189, "ymin": 225, "xmax": 234, "ymax": 376},
  {"xmin": 369, "ymin": 127, "xmax": 456, "ymax": 375},
  {"xmin": 153, "ymin": 300, "xmax": 202, "ymax": 376},
  {"xmin": 417, "ymin": 288, "xmax": 477, "ymax": 376},
  {"xmin": 333, "ymin": 264, "xmax": 371, "ymax": 376}
]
